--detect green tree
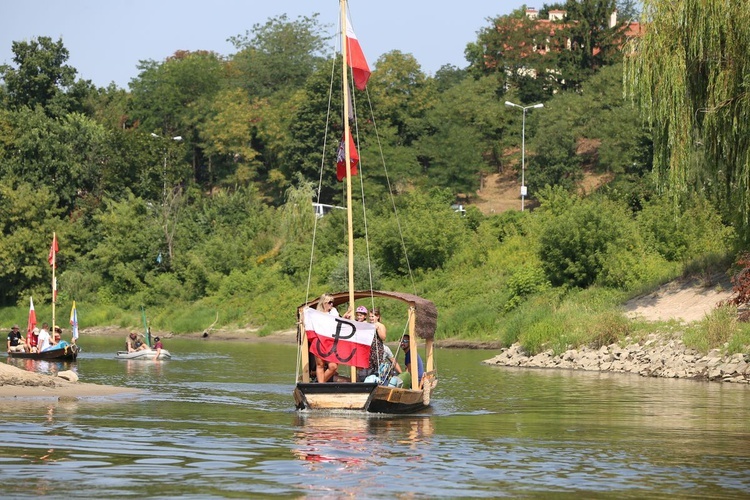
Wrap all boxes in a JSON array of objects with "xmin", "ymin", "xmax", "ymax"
[
  {"xmin": 553, "ymin": 0, "xmax": 628, "ymax": 91},
  {"xmin": 624, "ymin": 0, "xmax": 750, "ymax": 239},
  {"xmin": 538, "ymin": 197, "xmax": 635, "ymax": 287},
  {"xmin": 0, "ymin": 37, "xmax": 77, "ymax": 113},
  {"xmin": 417, "ymin": 76, "xmax": 506, "ymax": 195},
  {"xmin": 0, "ymin": 182, "xmax": 63, "ymax": 304},
  {"xmin": 129, "ymin": 50, "xmax": 225, "ymax": 185},
  {"xmin": 466, "ymin": 11, "xmax": 557, "ymax": 100},
  {"xmin": 228, "ymin": 14, "xmax": 330, "ymax": 98}
]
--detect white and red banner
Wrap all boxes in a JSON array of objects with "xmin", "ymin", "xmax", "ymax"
[
  {"xmin": 304, "ymin": 307, "xmax": 375, "ymax": 368},
  {"xmin": 345, "ymin": 22, "xmax": 370, "ymax": 91}
]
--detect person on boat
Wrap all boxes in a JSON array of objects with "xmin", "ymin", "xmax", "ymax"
[
  {"xmin": 359, "ymin": 307, "xmax": 386, "ymax": 381},
  {"xmin": 7, "ymin": 324, "xmax": 26, "ymax": 353},
  {"xmin": 364, "ymin": 343, "xmax": 403, "ymax": 385},
  {"xmin": 394, "ymin": 335, "xmax": 424, "ymax": 389},
  {"xmin": 37, "ymin": 323, "xmax": 52, "ymax": 352},
  {"xmin": 126, "ymin": 332, "xmax": 148, "ymax": 353},
  {"xmin": 26, "ymin": 327, "xmax": 39, "ymax": 353},
  {"xmin": 354, "ymin": 305, "xmax": 368, "ymax": 322},
  {"xmin": 313, "ymin": 293, "xmax": 339, "ymax": 382},
  {"xmin": 47, "ymin": 326, "xmax": 71, "ymax": 351},
  {"xmin": 316, "ymin": 293, "xmax": 339, "ymax": 317},
  {"xmin": 153, "ymin": 336, "xmax": 164, "ymax": 360}
]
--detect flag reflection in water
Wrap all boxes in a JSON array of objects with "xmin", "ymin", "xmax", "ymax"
[{"xmin": 291, "ymin": 414, "xmax": 434, "ymax": 467}]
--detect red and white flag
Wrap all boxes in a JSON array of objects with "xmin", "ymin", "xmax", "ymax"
[
  {"xmin": 27, "ymin": 296, "xmax": 37, "ymax": 337},
  {"xmin": 48, "ymin": 233, "xmax": 59, "ymax": 268},
  {"xmin": 304, "ymin": 307, "xmax": 375, "ymax": 369},
  {"xmin": 346, "ymin": 22, "xmax": 370, "ymax": 91},
  {"xmin": 336, "ymin": 130, "xmax": 360, "ymax": 182}
]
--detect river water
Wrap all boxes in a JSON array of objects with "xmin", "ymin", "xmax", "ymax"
[{"xmin": 1, "ymin": 337, "xmax": 749, "ymax": 498}]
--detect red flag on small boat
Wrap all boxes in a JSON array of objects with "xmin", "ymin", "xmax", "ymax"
[{"xmin": 27, "ymin": 296, "xmax": 37, "ymax": 337}]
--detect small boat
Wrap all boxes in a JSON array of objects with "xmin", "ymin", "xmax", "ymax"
[
  {"xmin": 293, "ymin": 2, "xmax": 438, "ymax": 414},
  {"xmin": 115, "ymin": 348, "xmax": 172, "ymax": 360},
  {"xmin": 9, "ymin": 234, "xmax": 82, "ymax": 363},
  {"xmin": 8, "ymin": 343, "xmax": 80, "ymax": 362}
]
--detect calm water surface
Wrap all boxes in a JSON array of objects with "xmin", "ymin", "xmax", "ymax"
[{"xmin": 1, "ymin": 337, "xmax": 749, "ymax": 498}]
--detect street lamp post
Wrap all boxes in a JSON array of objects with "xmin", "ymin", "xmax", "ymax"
[
  {"xmin": 505, "ymin": 101, "xmax": 544, "ymax": 211},
  {"xmin": 150, "ymin": 133, "xmax": 182, "ymax": 201}
]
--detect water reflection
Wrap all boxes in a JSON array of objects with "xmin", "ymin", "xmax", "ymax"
[
  {"xmin": 292, "ymin": 414, "xmax": 435, "ymax": 465},
  {"xmin": 5, "ymin": 355, "xmax": 78, "ymax": 376},
  {"xmin": 0, "ymin": 341, "xmax": 747, "ymax": 498}
]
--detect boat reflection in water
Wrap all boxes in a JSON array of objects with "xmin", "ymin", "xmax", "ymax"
[
  {"xmin": 292, "ymin": 414, "xmax": 434, "ymax": 468},
  {"xmin": 5, "ymin": 356, "xmax": 77, "ymax": 377}
]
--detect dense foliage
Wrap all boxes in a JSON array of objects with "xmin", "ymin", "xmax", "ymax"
[{"xmin": 0, "ymin": 3, "xmax": 747, "ymax": 356}]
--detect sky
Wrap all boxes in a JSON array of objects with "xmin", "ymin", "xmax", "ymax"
[{"xmin": 0, "ymin": 0, "xmax": 520, "ymax": 89}]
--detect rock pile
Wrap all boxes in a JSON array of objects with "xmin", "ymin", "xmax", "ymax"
[{"xmin": 483, "ymin": 334, "xmax": 750, "ymax": 384}]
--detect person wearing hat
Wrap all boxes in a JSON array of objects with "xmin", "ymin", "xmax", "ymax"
[
  {"xmin": 26, "ymin": 327, "xmax": 39, "ymax": 353},
  {"xmin": 126, "ymin": 332, "xmax": 148, "ymax": 353},
  {"xmin": 153, "ymin": 336, "xmax": 164, "ymax": 360},
  {"xmin": 354, "ymin": 305, "xmax": 368, "ymax": 322},
  {"xmin": 7, "ymin": 324, "xmax": 25, "ymax": 353}
]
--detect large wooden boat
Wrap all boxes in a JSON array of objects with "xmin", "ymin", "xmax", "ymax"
[
  {"xmin": 294, "ymin": 292, "xmax": 437, "ymax": 414},
  {"xmin": 7, "ymin": 343, "xmax": 80, "ymax": 362},
  {"xmin": 293, "ymin": 2, "xmax": 438, "ymax": 414}
]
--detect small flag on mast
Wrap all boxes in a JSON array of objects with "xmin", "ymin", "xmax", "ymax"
[
  {"xmin": 27, "ymin": 296, "xmax": 37, "ymax": 336},
  {"xmin": 48, "ymin": 233, "xmax": 59, "ymax": 268},
  {"xmin": 70, "ymin": 301, "xmax": 79, "ymax": 341},
  {"xmin": 336, "ymin": 130, "xmax": 360, "ymax": 182},
  {"xmin": 345, "ymin": 21, "xmax": 370, "ymax": 90}
]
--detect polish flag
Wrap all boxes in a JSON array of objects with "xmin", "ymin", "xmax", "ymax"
[
  {"xmin": 304, "ymin": 307, "xmax": 375, "ymax": 369},
  {"xmin": 27, "ymin": 296, "xmax": 37, "ymax": 337},
  {"xmin": 336, "ymin": 130, "xmax": 359, "ymax": 182},
  {"xmin": 346, "ymin": 23, "xmax": 370, "ymax": 91}
]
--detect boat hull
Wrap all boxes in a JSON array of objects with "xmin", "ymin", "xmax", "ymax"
[
  {"xmin": 115, "ymin": 349, "xmax": 171, "ymax": 360},
  {"xmin": 7, "ymin": 345, "xmax": 79, "ymax": 362},
  {"xmin": 294, "ymin": 381, "xmax": 433, "ymax": 414}
]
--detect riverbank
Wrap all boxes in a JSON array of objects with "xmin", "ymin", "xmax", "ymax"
[
  {"xmin": 483, "ymin": 334, "xmax": 750, "ymax": 384},
  {"xmin": 0, "ymin": 362, "xmax": 141, "ymax": 400}
]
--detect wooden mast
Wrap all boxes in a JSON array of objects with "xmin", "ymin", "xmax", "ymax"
[
  {"xmin": 51, "ymin": 232, "xmax": 56, "ymax": 332},
  {"xmin": 341, "ymin": 0, "xmax": 357, "ymax": 382}
]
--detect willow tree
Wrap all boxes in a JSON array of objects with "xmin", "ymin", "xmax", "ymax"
[{"xmin": 624, "ymin": 0, "xmax": 750, "ymax": 236}]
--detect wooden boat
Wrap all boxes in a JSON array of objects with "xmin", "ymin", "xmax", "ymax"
[
  {"xmin": 8, "ymin": 343, "xmax": 80, "ymax": 362},
  {"xmin": 294, "ymin": 291, "xmax": 437, "ymax": 414},
  {"xmin": 293, "ymin": 1, "xmax": 438, "ymax": 414},
  {"xmin": 9, "ymin": 234, "xmax": 81, "ymax": 363},
  {"xmin": 115, "ymin": 348, "xmax": 172, "ymax": 360}
]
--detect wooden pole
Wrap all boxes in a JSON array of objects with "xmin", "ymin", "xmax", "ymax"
[
  {"xmin": 51, "ymin": 232, "xmax": 56, "ymax": 331},
  {"xmin": 341, "ymin": 0, "xmax": 357, "ymax": 383}
]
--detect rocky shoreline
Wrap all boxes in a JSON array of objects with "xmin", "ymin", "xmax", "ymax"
[{"xmin": 483, "ymin": 334, "xmax": 750, "ymax": 384}]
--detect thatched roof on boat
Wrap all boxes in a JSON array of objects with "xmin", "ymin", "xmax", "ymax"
[{"xmin": 300, "ymin": 290, "xmax": 437, "ymax": 340}]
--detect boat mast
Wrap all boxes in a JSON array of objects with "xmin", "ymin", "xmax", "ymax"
[
  {"xmin": 51, "ymin": 231, "xmax": 56, "ymax": 331},
  {"xmin": 341, "ymin": 0, "xmax": 357, "ymax": 382}
]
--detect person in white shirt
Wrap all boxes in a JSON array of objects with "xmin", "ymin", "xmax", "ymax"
[{"xmin": 37, "ymin": 323, "xmax": 52, "ymax": 352}]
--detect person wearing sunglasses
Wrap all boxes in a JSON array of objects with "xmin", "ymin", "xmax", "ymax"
[{"xmin": 313, "ymin": 293, "xmax": 339, "ymax": 382}]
